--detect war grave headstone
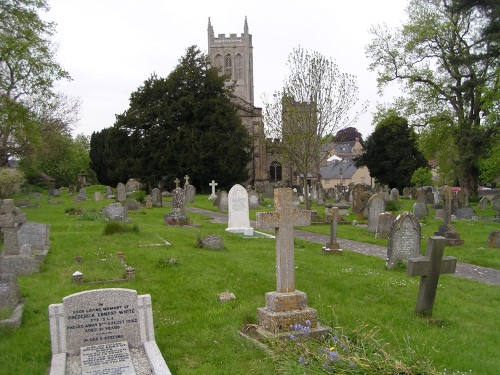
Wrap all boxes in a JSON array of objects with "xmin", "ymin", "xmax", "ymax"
[
  {"xmin": 386, "ymin": 212, "xmax": 421, "ymax": 269},
  {"xmin": 226, "ymin": 184, "xmax": 254, "ymax": 236},
  {"xmin": 413, "ymin": 202, "xmax": 429, "ymax": 219},
  {"xmin": 254, "ymin": 188, "xmax": 328, "ymax": 337},
  {"xmin": 102, "ymin": 203, "xmax": 130, "ymax": 223},
  {"xmin": 407, "ymin": 236, "xmax": 457, "ymax": 316},
  {"xmin": 323, "ymin": 207, "xmax": 342, "ymax": 254},
  {"xmin": 478, "ymin": 196, "xmax": 489, "ymax": 209},
  {"xmin": 164, "ymin": 187, "xmax": 189, "ymax": 225},
  {"xmin": 218, "ymin": 191, "xmax": 228, "ymax": 212},
  {"xmin": 434, "ymin": 187, "xmax": 464, "ymax": 246},
  {"xmin": 184, "ymin": 184, "xmax": 196, "ymax": 203},
  {"xmin": 367, "ymin": 194, "xmax": 386, "ymax": 233},
  {"xmin": 487, "ymin": 230, "xmax": 500, "ymax": 248},
  {"xmin": 248, "ymin": 190, "xmax": 260, "ymax": 210},
  {"xmin": 150, "ymin": 188, "xmax": 162, "ymax": 208},
  {"xmin": 116, "ymin": 183, "xmax": 127, "ymax": 203},
  {"xmin": 375, "ymin": 212, "xmax": 395, "ymax": 239},
  {"xmin": 0, "ymin": 273, "xmax": 24, "ymax": 329},
  {"xmin": 208, "ymin": 180, "xmax": 218, "ymax": 200},
  {"xmin": 48, "ymin": 288, "xmax": 171, "ymax": 375}
]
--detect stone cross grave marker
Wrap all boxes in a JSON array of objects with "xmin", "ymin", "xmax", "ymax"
[
  {"xmin": 255, "ymin": 188, "xmax": 328, "ymax": 336},
  {"xmin": 174, "ymin": 178, "xmax": 180, "ymax": 189},
  {"xmin": 48, "ymin": 288, "xmax": 171, "ymax": 375},
  {"xmin": 183, "ymin": 175, "xmax": 190, "ymax": 187},
  {"xmin": 407, "ymin": 236, "xmax": 457, "ymax": 316},
  {"xmin": 323, "ymin": 207, "xmax": 342, "ymax": 254},
  {"xmin": 208, "ymin": 180, "xmax": 218, "ymax": 200},
  {"xmin": 256, "ymin": 188, "xmax": 311, "ymax": 293}
]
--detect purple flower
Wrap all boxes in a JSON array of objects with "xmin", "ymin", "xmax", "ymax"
[{"xmin": 299, "ymin": 356, "xmax": 306, "ymax": 365}]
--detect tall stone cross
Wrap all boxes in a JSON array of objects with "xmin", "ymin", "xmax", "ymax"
[
  {"xmin": 184, "ymin": 175, "xmax": 190, "ymax": 186},
  {"xmin": 256, "ymin": 188, "xmax": 311, "ymax": 293},
  {"xmin": 174, "ymin": 178, "xmax": 180, "ymax": 189},
  {"xmin": 407, "ymin": 236, "xmax": 457, "ymax": 316}
]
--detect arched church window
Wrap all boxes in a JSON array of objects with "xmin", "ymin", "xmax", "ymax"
[
  {"xmin": 214, "ymin": 54, "xmax": 222, "ymax": 68},
  {"xmin": 224, "ymin": 54, "xmax": 232, "ymax": 78},
  {"xmin": 234, "ymin": 54, "xmax": 242, "ymax": 80},
  {"xmin": 269, "ymin": 161, "xmax": 282, "ymax": 182}
]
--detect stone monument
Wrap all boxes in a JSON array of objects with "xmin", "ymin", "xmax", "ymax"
[{"xmin": 226, "ymin": 184, "xmax": 254, "ymax": 236}]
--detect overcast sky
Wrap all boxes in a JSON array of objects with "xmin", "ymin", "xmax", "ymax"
[{"xmin": 45, "ymin": 0, "xmax": 408, "ymax": 139}]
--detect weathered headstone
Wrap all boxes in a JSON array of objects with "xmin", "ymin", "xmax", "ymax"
[
  {"xmin": 255, "ymin": 188, "xmax": 327, "ymax": 337},
  {"xmin": 456, "ymin": 206, "xmax": 474, "ymax": 220},
  {"xmin": 264, "ymin": 183, "xmax": 274, "ymax": 199},
  {"xmin": 226, "ymin": 184, "xmax": 254, "ymax": 235},
  {"xmin": 68, "ymin": 185, "xmax": 75, "ymax": 195},
  {"xmin": 102, "ymin": 203, "xmax": 129, "ymax": 222},
  {"xmin": 323, "ymin": 207, "xmax": 342, "ymax": 254},
  {"xmin": 386, "ymin": 212, "xmax": 421, "ymax": 269},
  {"xmin": 94, "ymin": 192, "xmax": 103, "ymax": 201},
  {"xmin": 407, "ymin": 236, "xmax": 457, "ymax": 316},
  {"xmin": 17, "ymin": 222, "xmax": 50, "ymax": 253},
  {"xmin": 208, "ymin": 180, "xmax": 218, "ymax": 200},
  {"xmin": 434, "ymin": 187, "xmax": 464, "ymax": 246},
  {"xmin": 416, "ymin": 188, "xmax": 426, "ymax": 204},
  {"xmin": 367, "ymin": 194, "xmax": 385, "ymax": 233},
  {"xmin": 218, "ymin": 191, "xmax": 228, "ymax": 212},
  {"xmin": 105, "ymin": 186, "xmax": 113, "ymax": 199},
  {"xmin": 164, "ymin": 187, "xmax": 189, "ymax": 225},
  {"xmin": 48, "ymin": 288, "xmax": 171, "ymax": 374},
  {"xmin": 184, "ymin": 184, "xmax": 196, "ymax": 203},
  {"xmin": 116, "ymin": 183, "xmax": 126, "ymax": 203},
  {"xmin": 413, "ymin": 202, "xmax": 429, "ymax": 219},
  {"xmin": 125, "ymin": 200, "xmax": 141, "ymax": 211},
  {"xmin": 375, "ymin": 212, "xmax": 395, "ymax": 239},
  {"xmin": 487, "ymin": 230, "xmax": 500, "ymax": 248},
  {"xmin": 150, "ymin": 188, "xmax": 161, "ymax": 208},
  {"xmin": 73, "ymin": 188, "xmax": 87, "ymax": 202},
  {"xmin": 390, "ymin": 188, "xmax": 399, "ymax": 201},
  {"xmin": 478, "ymin": 196, "xmax": 489, "ymax": 209},
  {"xmin": 0, "ymin": 273, "xmax": 23, "ymax": 329},
  {"xmin": 125, "ymin": 178, "xmax": 140, "ymax": 192},
  {"xmin": 145, "ymin": 196, "xmax": 153, "ymax": 209},
  {"xmin": 402, "ymin": 187, "xmax": 410, "ymax": 199},
  {"xmin": 248, "ymin": 190, "xmax": 260, "ymax": 210}
]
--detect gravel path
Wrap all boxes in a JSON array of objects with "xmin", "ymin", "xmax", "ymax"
[{"xmin": 185, "ymin": 206, "xmax": 500, "ymax": 286}]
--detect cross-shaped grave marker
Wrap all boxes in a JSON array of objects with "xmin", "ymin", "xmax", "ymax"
[
  {"xmin": 256, "ymin": 188, "xmax": 311, "ymax": 292},
  {"xmin": 184, "ymin": 175, "xmax": 190, "ymax": 186},
  {"xmin": 174, "ymin": 178, "xmax": 180, "ymax": 189},
  {"xmin": 254, "ymin": 188, "xmax": 328, "ymax": 336},
  {"xmin": 209, "ymin": 180, "xmax": 218, "ymax": 200},
  {"xmin": 407, "ymin": 236, "xmax": 457, "ymax": 316}
]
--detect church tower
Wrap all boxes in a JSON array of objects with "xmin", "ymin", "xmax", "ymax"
[
  {"xmin": 208, "ymin": 17, "xmax": 254, "ymax": 105},
  {"xmin": 207, "ymin": 17, "xmax": 267, "ymax": 191}
]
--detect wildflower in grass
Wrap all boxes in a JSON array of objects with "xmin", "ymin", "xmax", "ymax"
[
  {"xmin": 333, "ymin": 334, "xmax": 339, "ymax": 342},
  {"xmin": 299, "ymin": 356, "xmax": 306, "ymax": 365},
  {"xmin": 288, "ymin": 334, "xmax": 296, "ymax": 340}
]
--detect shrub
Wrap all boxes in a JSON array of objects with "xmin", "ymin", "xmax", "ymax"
[
  {"xmin": 0, "ymin": 168, "xmax": 25, "ymax": 198},
  {"xmin": 386, "ymin": 200, "xmax": 401, "ymax": 212},
  {"xmin": 134, "ymin": 190, "xmax": 146, "ymax": 203}
]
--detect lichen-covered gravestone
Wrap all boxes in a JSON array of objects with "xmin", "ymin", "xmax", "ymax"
[
  {"xmin": 164, "ymin": 187, "xmax": 189, "ymax": 225},
  {"xmin": 386, "ymin": 212, "xmax": 421, "ymax": 269},
  {"xmin": 367, "ymin": 194, "xmax": 385, "ymax": 233},
  {"xmin": 48, "ymin": 288, "xmax": 171, "ymax": 374},
  {"xmin": 255, "ymin": 188, "xmax": 328, "ymax": 338},
  {"xmin": 116, "ymin": 183, "xmax": 126, "ymax": 203}
]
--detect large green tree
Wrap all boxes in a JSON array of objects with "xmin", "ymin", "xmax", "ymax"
[
  {"xmin": 355, "ymin": 110, "xmax": 428, "ymax": 191},
  {"xmin": 366, "ymin": 0, "xmax": 499, "ymax": 194},
  {"xmin": 0, "ymin": 0, "xmax": 70, "ymax": 165},
  {"xmin": 90, "ymin": 46, "xmax": 252, "ymax": 191},
  {"xmin": 263, "ymin": 46, "xmax": 366, "ymax": 209}
]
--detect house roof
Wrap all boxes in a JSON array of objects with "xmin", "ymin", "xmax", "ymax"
[{"xmin": 320, "ymin": 161, "xmax": 358, "ymax": 179}]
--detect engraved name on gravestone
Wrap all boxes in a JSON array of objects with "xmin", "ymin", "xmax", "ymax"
[
  {"xmin": 81, "ymin": 341, "xmax": 135, "ymax": 375},
  {"xmin": 57, "ymin": 289, "xmax": 141, "ymax": 356},
  {"xmin": 386, "ymin": 212, "xmax": 421, "ymax": 268}
]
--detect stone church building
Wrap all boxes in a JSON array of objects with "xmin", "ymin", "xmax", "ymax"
[{"xmin": 207, "ymin": 18, "xmax": 370, "ymax": 192}]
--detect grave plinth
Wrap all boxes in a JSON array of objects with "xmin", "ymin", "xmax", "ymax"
[{"xmin": 255, "ymin": 188, "xmax": 328, "ymax": 338}]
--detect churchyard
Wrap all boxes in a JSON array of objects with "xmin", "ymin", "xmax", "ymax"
[{"xmin": 0, "ymin": 185, "xmax": 499, "ymax": 374}]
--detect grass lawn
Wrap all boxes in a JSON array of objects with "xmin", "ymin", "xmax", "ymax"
[{"xmin": 0, "ymin": 186, "xmax": 499, "ymax": 374}]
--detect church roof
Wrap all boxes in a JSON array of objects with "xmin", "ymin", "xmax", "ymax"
[{"xmin": 320, "ymin": 161, "xmax": 358, "ymax": 179}]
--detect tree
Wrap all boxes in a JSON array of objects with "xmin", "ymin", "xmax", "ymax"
[
  {"xmin": 366, "ymin": 0, "xmax": 499, "ymax": 195},
  {"xmin": 263, "ymin": 46, "xmax": 366, "ymax": 209},
  {"xmin": 90, "ymin": 46, "xmax": 252, "ymax": 191},
  {"xmin": 1, "ymin": 0, "xmax": 71, "ymax": 165},
  {"xmin": 355, "ymin": 110, "xmax": 428, "ymax": 191},
  {"xmin": 333, "ymin": 127, "xmax": 364, "ymax": 144},
  {"xmin": 411, "ymin": 167, "xmax": 434, "ymax": 187}
]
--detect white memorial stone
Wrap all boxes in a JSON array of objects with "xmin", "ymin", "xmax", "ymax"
[{"xmin": 226, "ymin": 184, "xmax": 254, "ymax": 235}]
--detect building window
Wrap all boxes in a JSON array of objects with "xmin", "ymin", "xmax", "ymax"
[
  {"xmin": 269, "ymin": 161, "xmax": 282, "ymax": 182},
  {"xmin": 234, "ymin": 54, "xmax": 242, "ymax": 80},
  {"xmin": 224, "ymin": 54, "xmax": 232, "ymax": 78},
  {"xmin": 214, "ymin": 54, "xmax": 222, "ymax": 68}
]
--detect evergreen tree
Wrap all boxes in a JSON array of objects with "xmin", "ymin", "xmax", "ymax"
[{"xmin": 355, "ymin": 111, "xmax": 427, "ymax": 191}]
